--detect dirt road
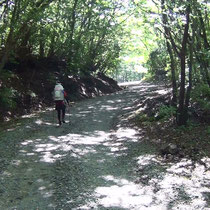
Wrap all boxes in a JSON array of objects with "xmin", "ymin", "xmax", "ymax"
[{"xmin": 0, "ymin": 82, "xmax": 209, "ymax": 209}]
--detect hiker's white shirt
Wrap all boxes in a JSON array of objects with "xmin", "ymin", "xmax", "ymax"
[
  {"xmin": 54, "ymin": 84, "xmax": 64, "ymax": 91},
  {"xmin": 54, "ymin": 84, "xmax": 64, "ymax": 100}
]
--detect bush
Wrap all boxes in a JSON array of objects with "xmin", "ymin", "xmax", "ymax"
[
  {"xmin": 157, "ymin": 105, "xmax": 176, "ymax": 121},
  {"xmin": 0, "ymin": 87, "xmax": 17, "ymax": 110},
  {"xmin": 135, "ymin": 113, "xmax": 156, "ymax": 126},
  {"xmin": 0, "ymin": 70, "xmax": 17, "ymax": 112},
  {"xmin": 191, "ymin": 84, "xmax": 210, "ymax": 111}
]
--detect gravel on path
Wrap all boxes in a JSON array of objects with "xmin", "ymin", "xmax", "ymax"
[{"xmin": 0, "ymin": 82, "xmax": 210, "ymax": 210}]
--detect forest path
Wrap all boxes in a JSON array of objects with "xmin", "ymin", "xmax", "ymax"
[{"xmin": 0, "ymin": 82, "xmax": 209, "ymax": 210}]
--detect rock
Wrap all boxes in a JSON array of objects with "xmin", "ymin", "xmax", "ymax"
[{"xmin": 160, "ymin": 143, "xmax": 179, "ymax": 157}]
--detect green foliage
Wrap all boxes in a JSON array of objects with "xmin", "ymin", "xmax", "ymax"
[
  {"xmin": 135, "ymin": 106, "xmax": 177, "ymax": 126},
  {"xmin": 0, "ymin": 70, "xmax": 17, "ymax": 111},
  {"xmin": 145, "ymin": 44, "xmax": 169, "ymax": 81},
  {"xmin": 176, "ymin": 121, "xmax": 199, "ymax": 133},
  {"xmin": 136, "ymin": 113, "xmax": 148, "ymax": 122},
  {"xmin": 144, "ymin": 72, "xmax": 153, "ymax": 81},
  {"xmin": 191, "ymin": 84, "xmax": 210, "ymax": 111},
  {"xmin": 207, "ymin": 127, "xmax": 210, "ymax": 135},
  {"xmin": 0, "ymin": 0, "xmax": 125, "ymax": 75},
  {"xmin": 157, "ymin": 105, "xmax": 176, "ymax": 121},
  {"xmin": 0, "ymin": 87, "xmax": 17, "ymax": 110},
  {"xmin": 135, "ymin": 113, "xmax": 155, "ymax": 125}
]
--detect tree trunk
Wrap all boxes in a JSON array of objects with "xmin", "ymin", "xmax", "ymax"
[
  {"xmin": 197, "ymin": 9, "xmax": 210, "ymax": 87},
  {"xmin": 176, "ymin": 5, "xmax": 191, "ymax": 126},
  {"xmin": 48, "ymin": 34, "xmax": 55, "ymax": 57},
  {"xmin": 177, "ymin": 53, "xmax": 187, "ymax": 125},
  {"xmin": 0, "ymin": 0, "xmax": 19, "ymax": 71},
  {"xmin": 66, "ymin": 0, "xmax": 79, "ymax": 61},
  {"xmin": 161, "ymin": 0, "xmax": 179, "ymax": 107},
  {"xmin": 185, "ymin": 39, "xmax": 193, "ymax": 116},
  {"xmin": 39, "ymin": 37, "xmax": 45, "ymax": 58},
  {"xmin": 166, "ymin": 41, "xmax": 177, "ymax": 107}
]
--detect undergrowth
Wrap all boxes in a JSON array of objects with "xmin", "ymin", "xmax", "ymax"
[{"xmin": 133, "ymin": 95, "xmax": 210, "ymax": 159}]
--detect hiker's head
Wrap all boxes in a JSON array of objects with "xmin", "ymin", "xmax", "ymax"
[
  {"xmin": 55, "ymin": 82, "xmax": 64, "ymax": 90},
  {"xmin": 55, "ymin": 76, "xmax": 61, "ymax": 84},
  {"xmin": 55, "ymin": 79, "xmax": 61, "ymax": 85}
]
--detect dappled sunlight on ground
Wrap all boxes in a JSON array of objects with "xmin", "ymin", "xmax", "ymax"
[
  {"xmin": 0, "ymin": 81, "xmax": 209, "ymax": 209},
  {"xmin": 134, "ymin": 154, "xmax": 210, "ymax": 209},
  {"xmin": 21, "ymin": 113, "xmax": 37, "ymax": 119},
  {"xmin": 155, "ymin": 89, "xmax": 170, "ymax": 95},
  {"xmin": 94, "ymin": 177, "xmax": 154, "ymax": 209},
  {"xmin": 83, "ymin": 153, "xmax": 210, "ymax": 209},
  {"xmin": 35, "ymin": 119, "xmax": 53, "ymax": 126},
  {"xmin": 115, "ymin": 127, "xmax": 138, "ymax": 141},
  {"xmin": 18, "ymin": 124, "xmax": 141, "ymax": 164},
  {"xmin": 18, "ymin": 127, "xmax": 113, "ymax": 164}
]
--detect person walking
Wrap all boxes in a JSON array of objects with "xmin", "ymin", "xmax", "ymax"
[{"xmin": 53, "ymin": 82, "xmax": 69, "ymax": 126}]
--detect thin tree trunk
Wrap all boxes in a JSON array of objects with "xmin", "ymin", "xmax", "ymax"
[
  {"xmin": 39, "ymin": 37, "xmax": 45, "ymax": 58},
  {"xmin": 166, "ymin": 41, "xmax": 177, "ymax": 107},
  {"xmin": 185, "ymin": 39, "xmax": 193, "ymax": 114},
  {"xmin": 197, "ymin": 8, "xmax": 210, "ymax": 87},
  {"xmin": 161, "ymin": 0, "xmax": 179, "ymax": 108},
  {"xmin": 66, "ymin": 0, "xmax": 78, "ymax": 59},
  {"xmin": 177, "ymin": 4, "xmax": 191, "ymax": 126}
]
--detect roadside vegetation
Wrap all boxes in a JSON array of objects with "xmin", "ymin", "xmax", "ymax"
[{"xmin": 128, "ymin": 0, "xmax": 210, "ymax": 162}]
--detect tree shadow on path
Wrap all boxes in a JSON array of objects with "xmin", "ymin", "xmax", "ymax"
[{"xmin": 0, "ymin": 82, "xmax": 209, "ymax": 209}]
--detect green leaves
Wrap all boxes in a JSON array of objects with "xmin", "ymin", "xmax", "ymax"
[
  {"xmin": 0, "ymin": 87, "xmax": 17, "ymax": 110},
  {"xmin": 0, "ymin": 0, "xmax": 124, "ymax": 74},
  {"xmin": 157, "ymin": 105, "xmax": 176, "ymax": 122},
  {"xmin": 192, "ymin": 84, "xmax": 210, "ymax": 111}
]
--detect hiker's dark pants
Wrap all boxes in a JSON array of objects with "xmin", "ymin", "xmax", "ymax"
[{"xmin": 55, "ymin": 101, "xmax": 65, "ymax": 123}]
